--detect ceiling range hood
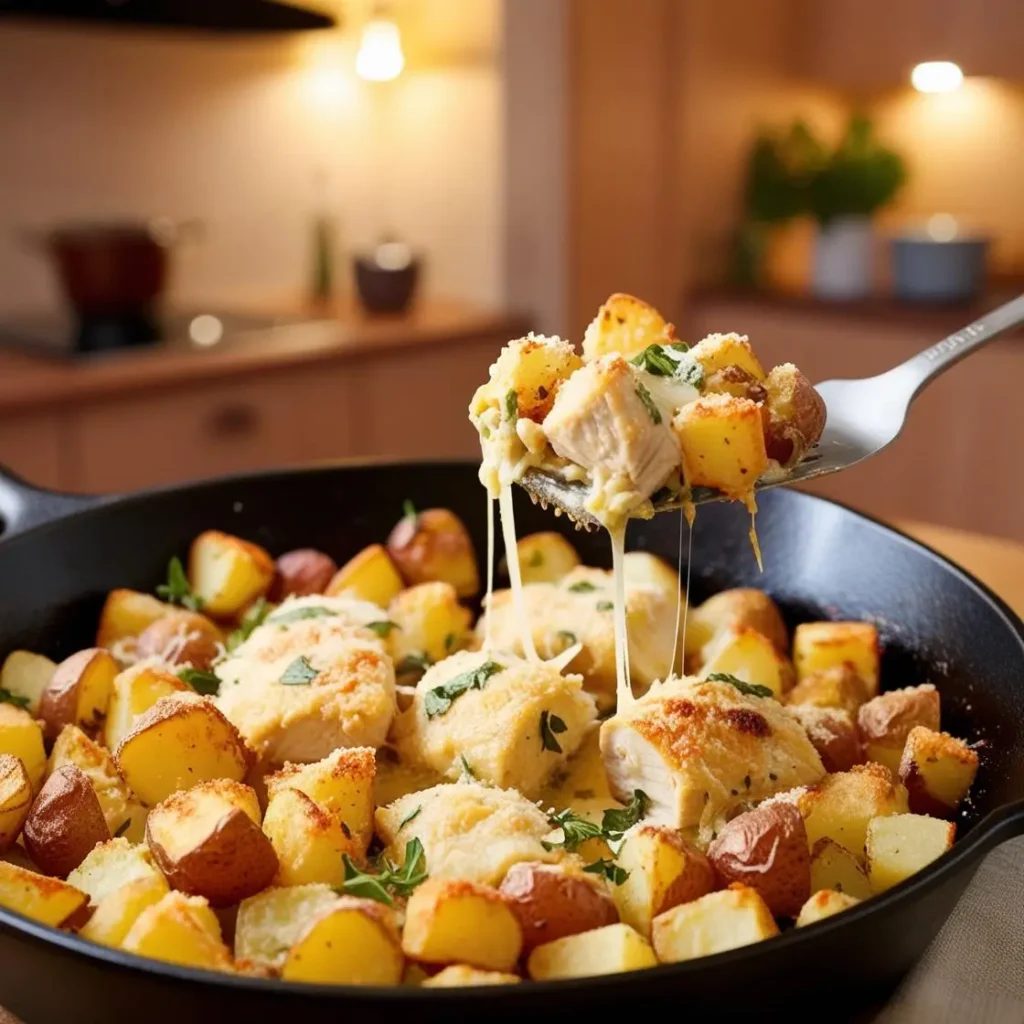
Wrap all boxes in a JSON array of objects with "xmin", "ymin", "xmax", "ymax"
[{"xmin": 0, "ymin": 0, "xmax": 335, "ymax": 33}]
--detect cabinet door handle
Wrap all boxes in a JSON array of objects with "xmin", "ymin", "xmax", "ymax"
[{"xmin": 207, "ymin": 403, "xmax": 260, "ymax": 437}]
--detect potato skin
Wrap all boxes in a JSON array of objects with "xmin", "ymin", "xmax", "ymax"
[
  {"xmin": 23, "ymin": 764, "xmax": 111, "ymax": 878},
  {"xmin": 788, "ymin": 705, "xmax": 862, "ymax": 773},
  {"xmin": 387, "ymin": 508, "xmax": 480, "ymax": 598},
  {"xmin": 135, "ymin": 611, "xmax": 222, "ymax": 671},
  {"xmin": 499, "ymin": 862, "xmax": 618, "ymax": 952},
  {"xmin": 763, "ymin": 363, "xmax": 827, "ymax": 466},
  {"xmin": 39, "ymin": 648, "xmax": 116, "ymax": 742},
  {"xmin": 708, "ymin": 803, "xmax": 810, "ymax": 918},
  {"xmin": 268, "ymin": 549, "xmax": 338, "ymax": 602}
]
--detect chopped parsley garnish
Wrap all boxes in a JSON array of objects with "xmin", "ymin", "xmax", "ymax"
[
  {"xmin": 177, "ymin": 667, "xmax": 221, "ymax": 696},
  {"xmin": 543, "ymin": 789, "xmax": 650, "ymax": 854},
  {"xmin": 631, "ymin": 344, "xmax": 678, "ymax": 377},
  {"xmin": 340, "ymin": 838, "xmax": 427, "ymax": 906},
  {"xmin": 402, "ymin": 499, "xmax": 417, "ymax": 523},
  {"xmin": 596, "ymin": 601, "xmax": 614, "ymax": 612},
  {"xmin": 542, "ymin": 809, "xmax": 604, "ymax": 853},
  {"xmin": 540, "ymin": 711, "xmax": 568, "ymax": 753},
  {"xmin": 365, "ymin": 620, "xmax": 400, "ymax": 638},
  {"xmin": 113, "ymin": 819, "xmax": 132, "ymax": 839},
  {"xmin": 601, "ymin": 789, "xmax": 649, "ymax": 840},
  {"xmin": 526, "ymin": 549, "xmax": 544, "ymax": 568},
  {"xmin": 0, "ymin": 688, "xmax": 30, "ymax": 711},
  {"xmin": 634, "ymin": 381, "xmax": 662, "ymax": 424},
  {"xmin": 280, "ymin": 655, "xmax": 319, "ymax": 685},
  {"xmin": 583, "ymin": 858, "xmax": 630, "ymax": 886},
  {"xmin": 424, "ymin": 660, "xmax": 503, "ymax": 718},
  {"xmin": 398, "ymin": 806, "xmax": 422, "ymax": 831},
  {"xmin": 631, "ymin": 342, "xmax": 703, "ymax": 389},
  {"xmin": 556, "ymin": 630, "xmax": 578, "ymax": 646},
  {"xmin": 156, "ymin": 556, "xmax": 203, "ymax": 611},
  {"xmin": 567, "ymin": 581, "xmax": 597, "ymax": 593},
  {"xmin": 227, "ymin": 597, "xmax": 272, "ymax": 650},
  {"xmin": 505, "ymin": 389, "xmax": 518, "ymax": 421},
  {"xmin": 707, "ymin": 672, "xmax": 774, "ymax": 699},
  {"xmin": 459, "ymin": 754, "xmax": 476, "ymax": 779},
  {"xmin": 268, "ymin": 605, "xmax": 337, "ymax": 626},
  {"xmin": 669, "ymin": 341, "xmax": 691, "ymax": 353},
  {"xmin": 396, "ymin": 652, "xmax": 433, "ymax": 675}
]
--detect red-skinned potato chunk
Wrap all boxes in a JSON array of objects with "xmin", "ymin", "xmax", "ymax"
[
  {"xmin": 789, "ymin": 705, "xmax": 862, "ymax": 773},
  {"xmin": 0, "ymin": 754, "xmax": 33, "ymax": 852},
  {"xmin": 23, "ymin": 764, "xmax": 111, "ymax": 878},
  {"xmin": 387, "ymin": 507, "xmax": 480, "ymax": 599},
  {"xmin": 499, "ymin": 862, "xmax": 617, "ymax": 952},
  {"xmin": 684, "ymin": 588, "xmax": 789, "ymax": 669},
  {"xmin": 898, "ymin": 726, "xmax": 978, "ymax": 818},
  {"xmin": 95, "ymin": 589, "xmax": 173, "ymax": 650},
  {"xmin": 135, "ymin": 610, "xmax": 223, "ymax": 671},
  {"xmin": 857, "ymin": 685, "xmax": 940, "ymax": 774},
  {"xmin": 0, "ymin": 860, "xmax": 88, "ymax": 927},
  {"xmin": 708, "ymin": 803, "xmax": 810, "ymax": 917},
  {"xmin": 762, "ymin": 363, "xmax": 826, "ymax": 467},
  {"xmin": 188, "ymin": 530, "xmax": 275, "ymax": 619},
  {"xmin": 786, "ymin": 665, "xmax": 870, "ymax": 717},
  {"xmin": 269, "ymin": 549, "xmax": 338, "ymax": 602},
  {"xmin": 38, "ymin": 648, "xmax": 118, "ymax": 742}
]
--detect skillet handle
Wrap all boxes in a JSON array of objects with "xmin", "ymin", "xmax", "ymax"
[{"xmin": 0, "ymin": 465, "xmax": 103, "ymax": 539}]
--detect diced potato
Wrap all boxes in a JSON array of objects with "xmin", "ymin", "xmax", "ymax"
[
  {"xmin": 387, "ymin": 507, "xmax": 480, "ymax": 598},
  {"xmin": 0, "ymin": 704, "xmax": 46, "ymax": 792},
  {"xmin": 689, "ymin": 332, "xmax": 766, "ymax": 382},
  {"xmin": 266, "ymin": 748, "xmax": 375, "ymax": 858},
  {"xmin": 762, "ymin": 363, "xmax": 827, "ymax": 466},
  {"xmin": 866, "ymin": 813, "xmax": 955, "ymax": 894},
  {"xmin": 788, "ymin": 705, "xmax": 862, "ymax": 774},
  {"xmin": 480, "ymin": 335, "xmax": 583, "ymax": 423},
  {"xmin": 793, "ymin": 622, "xmax": 879, "ymax": 697},
  {"xmin": 652, "ymin": 884, "xmax": 779, "ymax": 963},
  {"xmin": 858, "ymin": 685, "xmax": 940, "ymax": 774},
  {"xmin": 0, "ymin": 755, "xmax": 32, "ymax": 852},
  {"xmin": 622, "ymin": 551, "xmax": 683, "ymax": 603},
  {"xmin": 38, "ymin": 648, "xmax": 118, "ymax": 743},
  {"xmin": 402, "ymin": 878, "xmax": 523, "ymax": 971},
  {"xmin": 104, "ymin": 663, "xmax": 190, "ymax": 755},
  {"xmin": 613, "ymin": 825, "xmax": 715, "ymax": 937},
  {"xmin": 796, "ymin": 888, "xmax": 861, "ymax": 927},
  {"xmin": 114, "ymin": 693, "xmax": 254, "ymax": 807},
  {"xmin": 674, "ymin": 394, "xmax": 768, "ymax": 500},
  {"xmin": 135, "ymin": 611, "xmax": 224, "ymax": 671},
  {"xmin": 515, "ymin": 532, "xmax": 581, "ymax": 586},
  {"xmin": 235, "ymin": 884, "xmax": 339, "ymax": 967},
  {"xmin": 281, "ymin": 897, "xmax": 404, "ymax": 986},
  {"xmin": 422, "ymin": 965, "xmax": 521, "ymax": 987},
  {"xmin": 899, "ymin": 726, "xmax": 979, "ymax": 818},
  {"xmin": 269, "ymin": 549, "xmax": 338, "ymax": 601},
  {"xmin": 67, "ymin": 837, "xmax": 162, "ymax": 905},
  {"xmin": 787, "ymin": 665, "xmax": 870, "ymax": 716},
  {"xmin": 96, "ymin": 589, "xmax": 173, "ymax": 650},
  {"xmin": 582, "ymin": 294, "xmax": 675, "ymax": 363},
  {"xmin": 684, "ymin": 588, "xmax": 789, "ymax": 668},
  {"xmin": 81, "ymin": 874, "xmax": 170, "ymax": 948},
  {"xmin": 0, "ymin": 859, "xmax": 88, "ymax": 926},
  {"xmin": 387, "ymin": 582, "xmax": 472, "ymax": 670},
  {"xmin": 0, "ymin": 651, "xmax": 56, "ymax": 717},
  {"xmin": 700, "ymin": 626, "xmax": 794, "ymax": 698},
  {"xmin": 326, "ymin": 544, "xmax": 404, "ymax": 607},
  {"xmin": 188, "ymin": 530, "xmax": 275, "ymax": 619},
  {"xmin": 809, "ymin": 837, "xmax": 872, "ymax": 900},
  {"xmin": 528, "ymin": 922, "xmax": 656, "ymax": 980},
  {"xmin": 122, "ymin": 891, "xmax": 233, "ymax": 971},
  {"xmin": 262, "ymin": 787, "xmax": 354, "ymax": 887}
]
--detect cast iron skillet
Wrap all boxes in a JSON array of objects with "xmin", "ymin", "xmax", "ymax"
[{"xmin": 0, "ymin": 460, "xmax": 1022, "ymax": 1024}]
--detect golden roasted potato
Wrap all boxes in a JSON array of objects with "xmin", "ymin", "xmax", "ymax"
[
  {"xmin": 809, "ymin": 837, "xmax": 872, "ymax": 900},
  {"xmin": 0, "ymin": 650, "xmax": 56, "ymax": 717},
  {"xmin": 0, "ymin": 859, "xmax": 88, "ymax": 926},
  {"xmin": 146, "ymin": 780, "xmax": 277, "ymax": 906},
  {"xmin": 23, "ymin": 763, "xmax": 111, "ymax": 877},
  {"xmin": 262, "ymin": 786, "xmax": 354, "ymax": 887},
  {"xmin": 684, "ymin": 588, "xmax": 788, "ymax": 668},
  {"xmin": 857, "ymin": 685, "xmax": 940, "ymax": 773},
  {"xmin": 788, "ymin": 705, "xmax": 861, "ymax": 773},
  {"xmin": 689, "ymin": 332, "xmax": 766, "ymax": 382},
  {"xmin": 235, "ymin": 883, "xmax": 339, "ymax": 967},
  {"xmin": 527, "ymin": 922, "xmax": 656, "ymax": 980},
  {"xmin": 581, "ymin": 293, "xmax": 676, "ymax": 363},
  {"xmin": 899, "ymin": 726, "xmax": 979, "ymax": 818},
  {"xmin": 0, "ymin": 754, "xmax": 32, "ymax": 851},
  {"xmin": 422, "ymin": 965, "xmax": 520, "ymax": 987},
  {"xmin": 96, "ymin": 589, "xmax": 173, "ymax": 650},
  {"xmin": 612, "ymin": 825, "xmax": 715, "ymax": 937},
  {"xmin": 281, "ymin": 897, "xmax": 404, "ymax": 985},
  {"xmin": 704, "ymin": 364, "xmax": 767, "ymax": 402},
  {"xmin": 514, "ymin": 532, "xmax": 581, "ymax": 586},
  {"xmin": 104, "ymin": 663, "xmax": 189, "ymax": 755},
  {"xmin": 188, "ymin": 530, "xmax": 275, "ymax": 619},
  {"xmin": 327, "ymin": 544, "xmax": 405, "ymax": 606},
  {"xmin": 700, "ymin": 626, "xmax": 794, "ymax": 698},
  {"xmin": 402, "ymin": 878, "xmax": 522, "ymax": 971},
  {"xmin": 387, "ymin": 582, "xmax": 472, "ymax": 670},
  {"xmin": 477, "ymin": 334, "xmax": 582, "ymax": 423},
  {"xmin": 763, "ymin": 363, "xmax": 826, "ymax": 467},
  {"xmin": 499, "ymin": 861, "xmax": 618, "ymax": 952},
  {"xmin": 67, "ymin": 836, "xmax": 163, "ymax": 904},
  {"xmin": 387, "ymin": 507, "xmax": 480, "ymax": 599},
  {"xmin": 0, "ymin": 704, "xmax": 46, "ymax": 793},
  {"xmin": 268, "ymin": 549, "xmax": 338, "ymax": 602},
  {"xmin": 134, "ymin": 611, "xmax": 223, "ymax": 671},
  {"xmin": 38, "ymin": 648, "xmax": 118, "ymax": 742},
  {"xmin": 652, "ymin": 884, "xmax": 779, "ymax": 963},
  {"xmin": 786, "ymin": 665, "xmax": 870, "ymax": 716},
  {"xmin": 622, "ymin": 551, "xmax": 683, "ymax": 600},
  {"xmin": 122, "ymin": 890, "xmax": 234, "ymax": 971},
  {"xmin": 793, "ymin": 621, "xmax": 880, "ymax": 697},
  {"xmin": 796, "ymin": 888, "xmax": 860, "ymax": 927},
  {"xmin": 674, "ymin": 394, "xmax": 768, "ymax": 500},
  {"xmin": 866, "ymin": 813, "xmax": 955, "ymax": 894},
  {"xmin": 708, "ymin": 803, "xmax": 809, "ymax": 918},
  {"xmin": 266, "ymin": 747, "xmax": 375, "ymax": 858},
  {"xmin": 114, "ymin": 693, "xmax": 254, "ymax": 807},
  {"xmin": 81, "ymin": 874, "xmax": 170, "ymax": 948}
]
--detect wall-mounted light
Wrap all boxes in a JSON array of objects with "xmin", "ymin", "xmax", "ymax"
[
  {"xmin": 911, "ymin": 61, "xmax": 964, "ymax": 94},
  {"xmin": 356, "ymin": 8, "xmax": 404, "ymax": 82}
]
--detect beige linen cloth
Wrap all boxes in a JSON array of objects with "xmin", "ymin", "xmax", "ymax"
[{"xmin": 1, "ymin": 839, "xmax": 1022, "ymax": 1023}]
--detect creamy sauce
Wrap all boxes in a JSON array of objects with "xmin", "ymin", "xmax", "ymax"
[
  {"xmin": 610, "ymin": 525, "xmax": 633, "ymax": 712},
  {"xmin": 670, "ymin": 505, "xmax": 686, "ymax": 678},
  {"xmin": 483, "ymin": 493, "xmax": 495, "ymax": 652},
  {"xmin": 499, "ymin": 482, "xmax": 539, "ymax": 661}
]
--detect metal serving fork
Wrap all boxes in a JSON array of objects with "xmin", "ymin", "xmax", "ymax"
[{"xmin": 521, "ymin": 293, "xmax": 1024, "ymax": 526}]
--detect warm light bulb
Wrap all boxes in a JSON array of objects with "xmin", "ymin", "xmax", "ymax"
[
  {"xmin": 926, "ymin": 213, "xmax": 959, "ymax": 242},
  {"xmin": 911, "ymin": 61, "xmax": 963, "ymax": 94},
  {"xmin": 356, "ymin": 18, "xmax": 404, "ymax": 82}
]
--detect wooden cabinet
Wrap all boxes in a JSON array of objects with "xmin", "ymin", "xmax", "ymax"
[{"xmin": 0, "ymin": 412, "xmax": 67, "ymax": 491}]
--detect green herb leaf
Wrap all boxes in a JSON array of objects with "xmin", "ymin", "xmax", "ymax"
[
  {"xmin": 631, "ymin": 344, "xmax": 679, "ymax": 377},
  {"xmin": 634, "ymin": 381, "xmax": 662, "ymax": 424},
  {"xmin": 459, "ymin": 754, "xmax": 476, "ymax": 779},
  {"xmin": 156, "ymin": 556, "xmax": 204, "ymax": 611},
  {"xmin": 596, "ymin": 600, "xmax": 614, "ymax": 612},
  {"xmin": 339, "ymin": 838, "xmax": 429, "ymax": 906},
  {"xmin": 424, "ymin": 660, "xmax": 503, "ymax": 718},
  {"xmin": 707, "ymin": 672, "xmax": 774, "ymax": 699},
  {"xmin": 389, "ymin": 838, "xmax": 428, "ymax": 896},
  {"xmin": 444, "ymin": 632, "xmax": 457, "ymax": 653},
  {"xmin": 631, "ymin": 343, "xmax": 703, "ymax": 390},
  {"xmin": 541, "ymin": 808, "xmax": 604, "ymax": 853},
  {"xmin": 669, "ymin": 341, "xmax": 690, "ymax": 353},
  {"xmin": 403, "ymin": 499, "xmax": 418, "ymax": 523},
  {"xmin": 280, "ymin": 655, "xmax": 319, "ymax": 685},
  {"xmin": 556, "ymin": 630, "xmax": 578, "ymax": 646},
  {"xmin": 505, "ymin": 389, "xmax": 518, "ymax": 421},
  {"xmin": 268, "ymin": 605, "xmax": 338, "ymax": 626},
  {"xmin": 365, "ymin": 620, "xmax": 399, "ymax": 638},
  {"xmin": 396, "ymin": 652, "xmax": 433, "ymax": 675},
  {"xmin": 678, "ymin": 358, "xmax": 705, "ymax": 389},
  {"xmin": 540, "ymin": 710, "xmax": 568, "ymax": 753},
  {"xmin": 113, "ymin": 819, "xmax": 132, "ymax": 839},
  {"xmin": 177, "ymin": 667, "xmax": 221, "ymax": 696},
  {"xmin": 340, "ymin": 855, "xmax": 395, "ymax": 906},
  {"xmin": 567, "ymin": 581, "xmax": 597, "ymax": 594},
  {"xmin": 583, "ymin": 858, "xmax": 630, "ymax": 886},
  {"xmin": 602, "ymin": 790, "xmax": 649, "ymax": 839},
  {"xmin": 0, "ymin": 688, "xmax": 30, "ymax": 711},
  {"xmin": 227, "ymin": 597, "xmax": 272, "ymax": 651},
  {"xmin": 398, "ymin": 806, "xmax": 422, "ymax": 831}
]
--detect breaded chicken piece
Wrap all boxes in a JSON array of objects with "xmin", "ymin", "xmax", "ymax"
[
  {"xmin": 394, "ymin": 650, "xmax": 597, "ymax": 797},
  {"xmin": 600, "ymin": 677, "xmax": 825, "ymax": 845},
  {"xmin": 376, "ymin": 781, "xmax": 559, "ymax": 885},
  {"xmin": 215, "ymin": 596, "xmax": 396, "ymax": 764}
]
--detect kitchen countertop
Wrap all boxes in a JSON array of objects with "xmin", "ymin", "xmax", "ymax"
[{"xmin": 0, "ymin": 299, "xmax": 530, "ymax": 416}]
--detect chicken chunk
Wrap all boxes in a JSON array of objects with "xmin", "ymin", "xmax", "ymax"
[
  {"xmin": 600, "ymin": 678, "xmax": 825, "ymax": 844},
  {"xmin": 375, "ymin": 782, "xmax": 559, "ymax": 885},
  {"xmin": 394, "ymin": 650, "xmax": 597, "ymax": 797}
]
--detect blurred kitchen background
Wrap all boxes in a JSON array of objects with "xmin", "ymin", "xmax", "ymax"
[{"xmin": 0, "ymin": 0, "xmax": 1021, "ymax": 538}]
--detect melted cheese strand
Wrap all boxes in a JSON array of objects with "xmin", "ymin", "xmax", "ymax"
[
  {"xmin": 746, "ymin": 497, "xmax": 763, "ymax": 572},
  {"xmin": 669, "ymin": 504, "xmax": 685, "ymax": 680},
  {"xmin": 498, "ymin": 482, "xmax": 539, "ymax": 660},
  {"xmin": 610, "ymin": 524, "xmax": 632, "ymax": 712},
  {"xmin": 682, "ymin": 516, "xmax": 694, "ymax": 674},
  {"xmin": 483, "ymin": 492, "xmax": 495, "ymax": 652}
]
